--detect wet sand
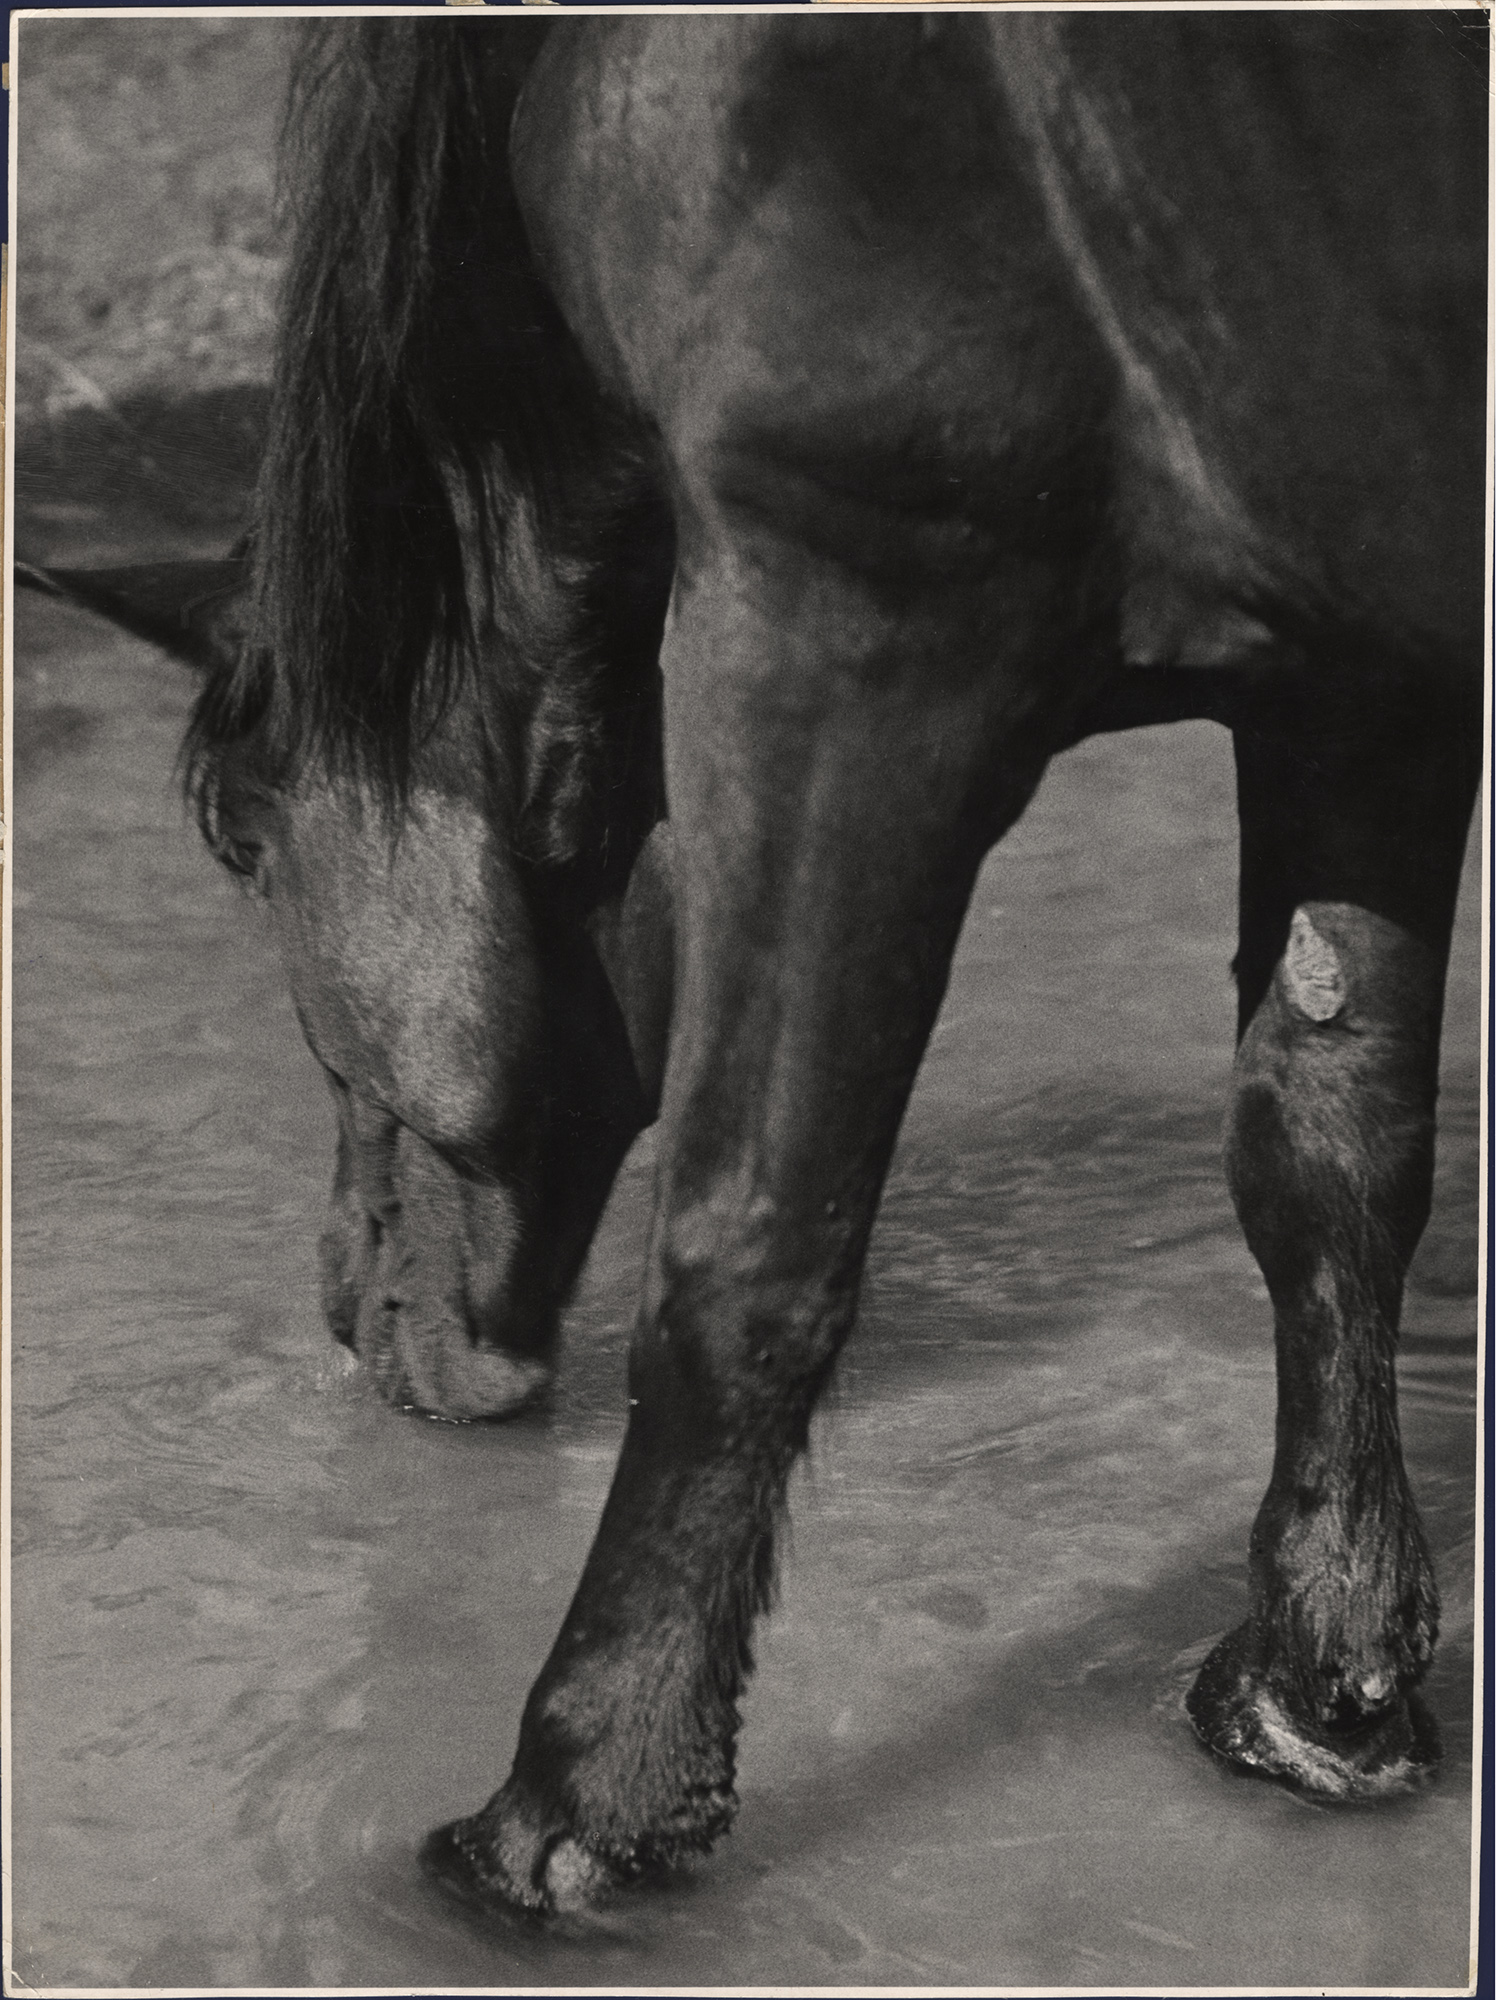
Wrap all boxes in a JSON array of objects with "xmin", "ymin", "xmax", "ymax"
[{"xmin": 9, "ymin": 579, "xmax": 1480, "ymax": 1990}]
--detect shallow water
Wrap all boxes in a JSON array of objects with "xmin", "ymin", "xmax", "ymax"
[{"xmin": 9, "ymin": 575, "xmax": 1481, "ymax": 1992}]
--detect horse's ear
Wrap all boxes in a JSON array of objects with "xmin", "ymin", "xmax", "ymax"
[{"xmin": 14, "ymin": 555, "xmax": 251, "ymax": 675}]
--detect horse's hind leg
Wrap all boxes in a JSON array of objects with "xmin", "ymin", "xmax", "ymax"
[{"xmin": 1187, "ymin": 661, "xmax": 1478, "ymax": 1798}]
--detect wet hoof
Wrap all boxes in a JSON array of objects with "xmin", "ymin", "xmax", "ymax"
[
  {"xmin": 420, "ymin": 1770, "xmax": 734, "ymax": 1920},
  {"xmin": 1186, "ymin": 1623, "xmax": 1440, "ymax": 1801},
  {"xmin": 419, "ymin": 1810, "xmax": 617, "ymax": 1919}
]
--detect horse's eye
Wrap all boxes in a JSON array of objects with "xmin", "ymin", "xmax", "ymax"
[{"xmin": 209, "ymin": 825, "xmax": 265, "ymax": 883}]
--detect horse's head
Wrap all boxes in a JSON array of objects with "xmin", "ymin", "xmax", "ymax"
[
  {"xmin": 208, "ymin": 714, "xmax": 675, "ymax": 1423},
  {"xmin": 22, "ymin": 547, "xmax": 674, "ymax": 1420}
]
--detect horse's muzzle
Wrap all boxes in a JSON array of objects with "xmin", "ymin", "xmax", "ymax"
[{"xmin": 319, "ymin": 1112, "xmax": 557, "ymax": 1422}]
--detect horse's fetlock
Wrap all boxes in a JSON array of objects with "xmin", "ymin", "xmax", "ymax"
[
  {"xmin": 1249, "ymin": 1474, "xmax": 1438, "ymax": 1738},
  {"xmin": 560, "ymin": 1734, "xmax": 740, "ymax": 1875}
]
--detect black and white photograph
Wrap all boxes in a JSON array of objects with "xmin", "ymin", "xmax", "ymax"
[{"xmin": 5, "ymin": 4, "xmax": 1488, "ymax": 1990}]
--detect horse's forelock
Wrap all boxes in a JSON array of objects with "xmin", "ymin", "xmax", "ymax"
[{"xmin": 183, "ymin": 501, "xmax": 621, "ymax": 896}]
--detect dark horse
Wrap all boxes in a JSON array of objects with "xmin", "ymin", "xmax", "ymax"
[{"xmin": 145, "ymin": 9, "xmax": 1495, "ymax": 1914}]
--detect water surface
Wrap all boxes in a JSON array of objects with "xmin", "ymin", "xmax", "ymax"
[{"xmin": 10, "ymin": 585, "xmax": 1480, "ymax": 1991}]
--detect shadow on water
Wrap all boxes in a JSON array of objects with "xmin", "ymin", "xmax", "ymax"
[{"xmin": 14, "ymin": 382, "xmax": 268, "ymax": 566}]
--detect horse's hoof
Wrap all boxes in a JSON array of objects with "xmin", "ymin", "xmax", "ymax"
[
  {"xmin": 419, "ymin": 1815, "xmax": 539, "ymax": 1917},
  {"xmin": 1185, "ymin": 1622, "xmax": 1440, "ymax": 1801},
  {"xmin": 419, "ymin": 1812, "xmax": 615, "ymax": 1918}
]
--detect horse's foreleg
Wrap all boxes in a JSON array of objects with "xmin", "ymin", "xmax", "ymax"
[
  {"xmin": 422, "ymin": 515, "xmax": 1101, "ymax": 1909},
  {"xmin": 1187, "ymin": 667, "xmax": 1478, "ymax": 1797}
]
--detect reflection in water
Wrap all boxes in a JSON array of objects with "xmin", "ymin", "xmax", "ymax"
[{"xmin": 11, "ymin": 592, "xmax": 1479, "ymax": 1989}]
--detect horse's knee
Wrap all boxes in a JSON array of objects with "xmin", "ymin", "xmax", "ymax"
[{"xmin": 645, "ymin": 1207, "xmax": 853, "ymax": 1442}]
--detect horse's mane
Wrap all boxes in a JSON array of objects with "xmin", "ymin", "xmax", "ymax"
[{"xmin": 185, "ymin": 17, "xmax": 664, "ymax": 863}]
